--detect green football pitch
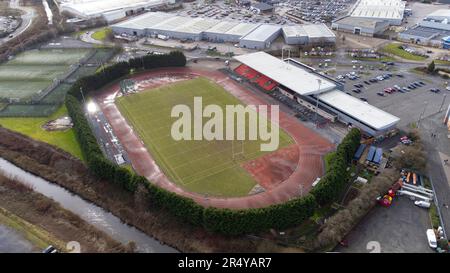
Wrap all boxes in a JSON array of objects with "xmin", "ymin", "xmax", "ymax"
[{"xmin": 116, "ymin": 77, "xmax": 293, "ymax": 197}]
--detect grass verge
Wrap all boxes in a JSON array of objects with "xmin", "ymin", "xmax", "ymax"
[
  {"xmin": 0, "ymin": 105, "xmax": 83, "ymax": 160},
  {"xmin": 380, "ymin": 43, "xmax": 427, "ymax": 61}
]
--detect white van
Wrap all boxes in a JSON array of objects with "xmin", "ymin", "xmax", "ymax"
[{"xmin": 426, "ymin": 229, "xmax": 437, "ymax": 248}]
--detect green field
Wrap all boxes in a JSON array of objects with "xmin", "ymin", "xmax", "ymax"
[
  {"xmin": 116, "ymin": 77, "xmax": 293, "ymax": 197},
  {"xmin": 380, "ymin": 43, "xmax": 427, "ymax": 61},
  {"xmin": 0, "ymin": 49, "xmax": 90, "ymax": 101},
  {"xmin": 91, "ymin": 28, "xmax": 112, "ymax": 41},
  {"xmin": 0, "ymin": 105, "xmax": 83, "ymax": 159}
]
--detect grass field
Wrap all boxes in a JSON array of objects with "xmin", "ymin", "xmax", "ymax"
[
  {"xmin": 91, "ymin": 28, "xmax": 112, "ymax": 41},
  {"xmin": 0, "ymin": 106, "xmax": 83, "ymax": 160},
  {"xmin": 116, "ymin": 77, "xmax": 293, "ymax": 197},
  {"xmin": 380, "ymin": 43, "xmax": 427, "ymax": 61}
]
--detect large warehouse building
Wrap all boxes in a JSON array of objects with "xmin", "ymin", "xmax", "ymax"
[
  {"xmin": 233, "ymin": 52, "xmax": 400, "ymax": 136},
  {"xmin": 399, "ymin": 9, "xmax": 450, "ymax": 47},
  {"xmin": 283, "ymin": 24, "xmax": 336, "ymax": 45},
  {"xmin": 58, "ymin": 0, "xmax": 171, "ymax": 22},
  {"xmin": 332, "ymin": 0, "xmax": 406, "ymax": 36},
  {"xmin": 112, "ymin": 12, "xmax": 336, "ymax": 49}
]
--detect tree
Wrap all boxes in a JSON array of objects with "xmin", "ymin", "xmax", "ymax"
[{"xmin": 428, "ymin": 61, "xmax": 435, "ymax": 74}]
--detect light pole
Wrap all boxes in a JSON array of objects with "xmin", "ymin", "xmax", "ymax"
[
  {"xmin": 417, "ymin": 100, "xmax": 428, "ymax": 128},
  {"xmin": 439, "ymin": 94, "xmax": 447, "ymax": 113},
  {"xmin": 315, "ymin": 79, "xmax": 322, "ymax": 127},
  {"xmin": 80, "ymin": 87, "xmax": 86, "ymax": 104}
]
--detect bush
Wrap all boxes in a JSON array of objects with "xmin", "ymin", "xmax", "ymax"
[
  {"xmin": 311, "ymin": 128, "xmax": 361, "ymax": 205},
  {"xmin": 315, "ymin": 170, "xmax": 397, "ymax": 249}
]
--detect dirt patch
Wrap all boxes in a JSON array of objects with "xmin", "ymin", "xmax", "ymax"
[
  {"xmin": 242, "ymin": 144, "xmax": 299, "ymax": 191},
  {"xmin": 0, "ymin": 173, "xmax": 127, "ymax": 253}
]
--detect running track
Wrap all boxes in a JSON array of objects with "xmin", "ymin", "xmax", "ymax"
[{"xmin": 95, "ymin": 67, "xmax": 335, "ymax": 209}]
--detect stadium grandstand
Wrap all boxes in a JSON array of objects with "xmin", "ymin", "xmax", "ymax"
[{"xmin": 233, "ymin": 52, "xmax": 400, "ymax": 137}]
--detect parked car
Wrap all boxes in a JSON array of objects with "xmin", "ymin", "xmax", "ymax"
[
  {"xmin": 364, "ymin": 80, "xmax": 371, "ymax": 85},
  {"xmin": 396, "ymin": 74, "xmax": 404, "ymax": 78},
  {"xmin": 402, "ymin": 87, "xmax": 410, "ymax": 92},
  {"xmin": 352, "ymin": 89, "xmax": 361, "ymax": 93},
  {"xmin": 359, "ymin": 97, "xmax": 368, "ymax": 102},
  {"xmin": 414, "ymin": 200, "xmax": 431, "ymax": 208},
  {"xmin": 377, "ymin": 92, "xmax": 385, "ymax": 96}
]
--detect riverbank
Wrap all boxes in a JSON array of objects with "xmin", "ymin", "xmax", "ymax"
[
  {"xmin": 0, "ymin": 172, "xmax": 128, "ymax": 253},
  {"xmin": 0, "ymin": 126, "xmax": 301, "ymax": 252}
]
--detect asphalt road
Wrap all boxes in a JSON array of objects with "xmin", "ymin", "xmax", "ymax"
[
  {"xmin": 421, "ymin": 113, "xmax": 450, "ymax": 238},
  {"xmin": 335, "ymin": 197, "xmax": 434, "ymax": 253}
]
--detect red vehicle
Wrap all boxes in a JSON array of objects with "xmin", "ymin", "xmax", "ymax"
[
  {"xmin": 384, "ymin": 87, "xmax": 393, "ymax": 94},
  {"xmin": 377, "ymin": 181, "xmax": 402, "ymax": 207}
]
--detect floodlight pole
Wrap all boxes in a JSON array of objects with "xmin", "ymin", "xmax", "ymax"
[
  {"xmin": 439, "ymin": 94, "xmax": 447, "ymax": 112},
  {"xmin": 417, "ymin": 100, "xmax": 428, "ymax": 128},
  {"xmin": 80, "ymin": 87, "xmax": 86, "ymax": 104}
]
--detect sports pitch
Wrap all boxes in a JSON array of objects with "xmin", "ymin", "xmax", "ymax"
[
  {"xmin": 0, "ymin": 49, "xmax": 90, "ymax": 100},
  {"xmin": 116, "ymin": 77, "xmax": 293, "ymax": 197}
]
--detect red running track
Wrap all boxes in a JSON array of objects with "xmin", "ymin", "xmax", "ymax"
[{"xmin": 95, "ymin": 67, "xmax": 335, "ymax": 209}]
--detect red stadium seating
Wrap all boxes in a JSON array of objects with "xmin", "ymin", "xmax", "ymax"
[{"xmin": 234, "ymin": 64, "xmax": 278, "ymax": 91}]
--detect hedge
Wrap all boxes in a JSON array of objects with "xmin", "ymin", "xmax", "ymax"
[
  {"xmin": 64, "ymin": 51, "xmax": 355, "ymax": 235},
  {"xmin": 310, "ymin": 128, "xmax": 361, "ymax": 205}
]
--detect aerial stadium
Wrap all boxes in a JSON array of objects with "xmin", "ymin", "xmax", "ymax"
[{"xmin": 89, "ymin": 51, "xmax": 399, "ymax": 209}]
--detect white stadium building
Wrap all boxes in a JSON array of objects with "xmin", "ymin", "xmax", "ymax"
[{"xmin": 233, "ymin": 52, "xmax": 400, "ymax": 136}]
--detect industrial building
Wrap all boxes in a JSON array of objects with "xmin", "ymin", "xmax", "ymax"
[
  {"xmin": 239, "ymin": 24, "xmax": 281, "ymax": 49},
  {"xmin": 350, "ymin": 0, "xmax": 406, "ymax": 26},
  {"xmin": 58, "ymin": 0, "xmax": 171, "ymax": 22},
  {"xmin": 283, "ymin": 24, "xmax": 336, "ymax": 45},
  {"xmin": 332, "ymin": 0, "xmax": 406, "ymax": 36},
  {"xmin": 233, "ymin": 52, "xmax": 400, "ymax": 136},
  {"xmin": 112, "ymin": 12, "xmax": 337, "ymax": 49},
  {"xmin": 331, "ymin": 16, "xmax": 390, "ymax": 37},
  {"xmin": 399, "ymin": 9, "xmax": 450, "ymax": 47}
]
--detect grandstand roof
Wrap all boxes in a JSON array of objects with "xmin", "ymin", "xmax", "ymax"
[
  {"xmin": 234, "ymin": 52, "xmax": 336, "ymax": 95},
  {"xmin": 318, "ymin": 90, "xmax": 400, "ymax": 130}
]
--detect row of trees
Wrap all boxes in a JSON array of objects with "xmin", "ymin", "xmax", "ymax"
[
  {"xmin": 310, "ymin": 128, "xmax": 361, "ymax": 205},
  {"xmin": 65, "ymin": 52, "xmax": 359, "ymax": 235},
  {"xmin": 315, "ymin": 169, "xmax": 398, "ymax": 250}
]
